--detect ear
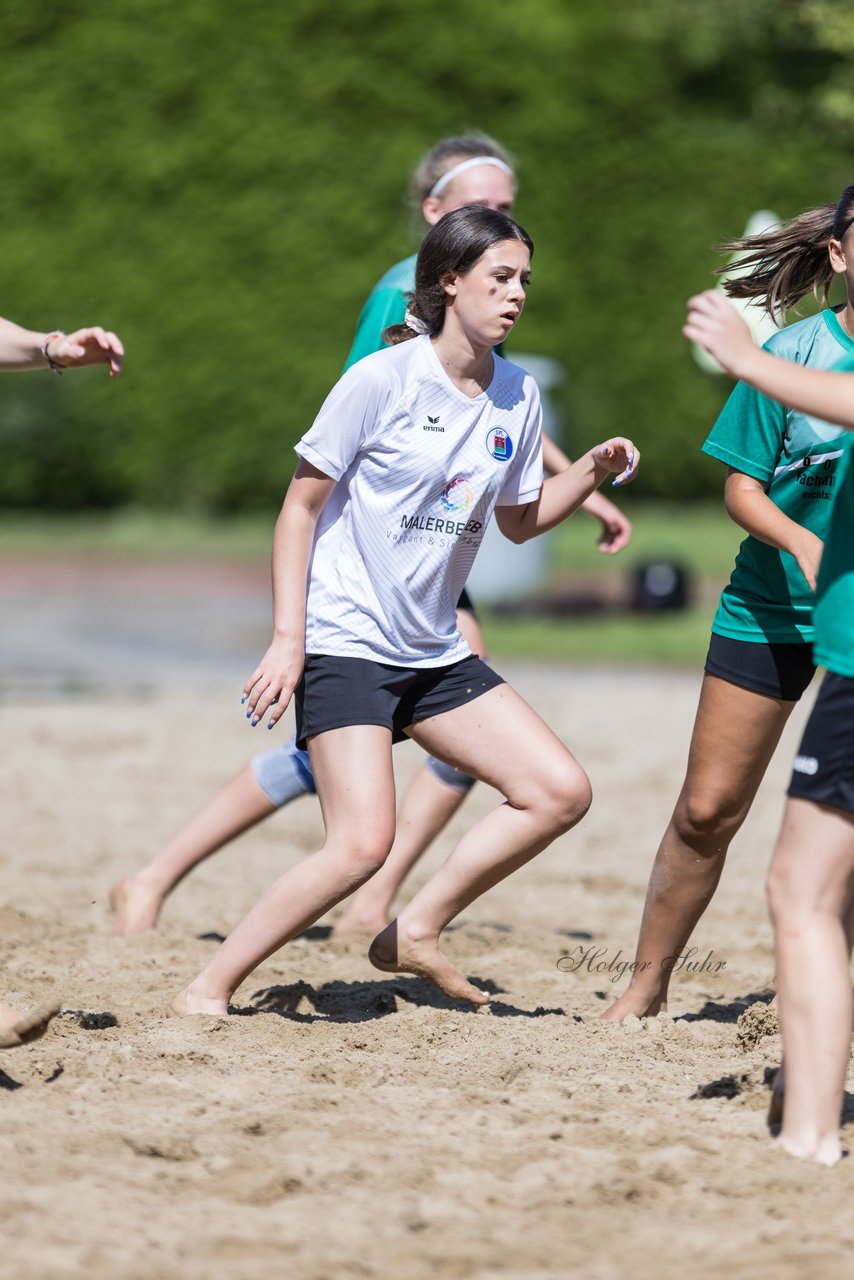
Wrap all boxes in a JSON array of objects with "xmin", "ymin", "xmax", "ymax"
[
  {"xmin": 440, "ymin": 271, "xmax": 458, "ymax": 298},
  {"xmin": 828, "ymin": 237, "xmax": 848, "ymax": 273},
  {"xmin": 422, "ymin": 196, "xmax": 444, "ymax": 226}
]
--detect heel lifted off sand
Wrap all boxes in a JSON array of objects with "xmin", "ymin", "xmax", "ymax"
[{"xmin": 368, "ymin": 921, "xmax": 490, "ymax": 1007}]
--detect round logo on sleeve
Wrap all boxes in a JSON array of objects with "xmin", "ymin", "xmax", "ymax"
[{"xmin": 486, "ymin": 428, "xmax": 513, "ymax": 461}]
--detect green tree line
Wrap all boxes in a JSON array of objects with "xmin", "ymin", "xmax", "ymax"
[{"xmin": 0, "ymin": 0, "xmax": 851, "ymax": 511}]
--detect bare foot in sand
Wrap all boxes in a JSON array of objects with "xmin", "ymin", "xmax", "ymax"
[
  {"xmin": 600, "ymin": 988, "xmax": 667, "ymax": 1022},
  {"xmin": 167, "ymin": 986, "xmax": 229, "ymax": 1018},
  {"xmin": 110, "ymin": 876, "xmax": 165, "ymax": 935},
  {"xmin": 333, "ymin": 901, "xmax": 391, "ymax": 936},
  {"xmin": 369, "ymin": 921, "xmax": 490, "ymax": 1006},
  {"xmin": 0, "ymin": 1000, "xmax": 62, "ymax": 1049}
]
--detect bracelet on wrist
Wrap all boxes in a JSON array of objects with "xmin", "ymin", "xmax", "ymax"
[{"xmin": 41, "ymin": 330, "xmax": 65, "ymax": 375}]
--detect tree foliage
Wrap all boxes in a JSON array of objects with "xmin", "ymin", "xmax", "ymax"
[{"xmin": 0, "ymin": 0, "xmax": 850, "ymax": 508}]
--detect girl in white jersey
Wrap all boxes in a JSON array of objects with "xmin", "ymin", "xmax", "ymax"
[
  {"xmin": 168, "ymin": 206, "xmax": 638, "ymax": 1014},
  {"xmin": 110, "ymin": 133, "xmax": 630, "ymax": 939}
]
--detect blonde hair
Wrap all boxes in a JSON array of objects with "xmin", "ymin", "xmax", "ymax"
[{"xmin": 409, "ymin": 133, "xmax": 515, "ymax": 216}]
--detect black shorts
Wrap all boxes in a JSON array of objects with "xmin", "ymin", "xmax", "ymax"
[
  {"xmin": 456, "ymin": 587, "xmax": 476, "ymax": 615},
  {"xmin": 787, "ymin": 672, "xmax": 854, "ymax": 815},
  {"xmin": 294, "ymin": 652, "xmax": 504, "ymax": 750},
  {"xmin": 704, "ymin": 634, "xmax": 815, "ymax": 702}
]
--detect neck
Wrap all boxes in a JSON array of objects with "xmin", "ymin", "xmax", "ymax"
[
  {"xmin": 837, "ymin": 301, "xmax": 854, "ymax": 340},
  {"xmin": 431, "ymin": 325, "xmax": 494, "ymax": 396}
]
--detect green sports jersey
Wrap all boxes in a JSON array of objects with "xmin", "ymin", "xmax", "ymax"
[
  {"xmin": 813, "ymin": 352, "xmax": 854, "ymax": 678},
  {"xmin": 702, "ymin": 308, "xmax": 854, "ymax": 643},
  {"xmin": 343, "ymin": 253, "xmax": 415, "ymax": 371}
]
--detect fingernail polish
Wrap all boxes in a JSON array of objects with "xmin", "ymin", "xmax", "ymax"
[{"xmin": 251, "ymin": 716, "xmax": 259, "ymax": 727}]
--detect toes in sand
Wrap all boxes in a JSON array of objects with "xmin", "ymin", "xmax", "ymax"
[
  {"xmin": 369, "ymin": 921, "xmax": 490, "ymax": 1007},
  {"xmin": 0, "ymin": 1000, "xmax": 63, "ymax": 1050},
  {"xmin": 109, "ymin": 877, "xmax": 164, "ymax": 936}
]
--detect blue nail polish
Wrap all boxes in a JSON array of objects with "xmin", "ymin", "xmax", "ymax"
[
  {"xmin": 246, "ymin": 709, "xmax": 252, "ymax": 719},
  {"xmin": 267, "ymin": 721, "xmax": 274, "ymax": 730},
  {"xmin": 240, "ymin": 695, "xmax": 246, "ymax": 705},
  {"xmin": 251, "ymin": 716, "xmax": 259, "ymax": 727}
]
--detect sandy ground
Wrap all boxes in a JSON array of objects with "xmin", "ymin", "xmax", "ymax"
[{"xmin": 2, "ymin": 644, "xmax": 853, "ymax": 1280}]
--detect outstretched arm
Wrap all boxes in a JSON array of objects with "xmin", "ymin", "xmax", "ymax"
[
  {"xmin": 495, "ymin": 438, "xmax": 638, "ymax": 545},
  {"xmin": 685, "ymin": 291, "xmax": 854, "ymax": 430},
  {"xmin": 542, "ymin": 433, "xmax": 632, "ymax": 553},
  {"xmin": 0, "ymin": 318, "xmax": 123, "ymax": 376}
]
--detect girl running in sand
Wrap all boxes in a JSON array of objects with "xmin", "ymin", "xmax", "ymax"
[
  {"xmin": 169, "ymin": 205, "xmax": 638, "ymax": 1014},
  {"xmin": 0, "ymin": 312, "xmax": 123, "ymax": 1046},
  {"xmin": 686, "ymin": 286, "xmax": 854, "ymax": 1166},
  {"xmin": 604, "ymin": 183, "xmax": 854, "ymax": 1022},
  {"xmin": 112, "ymin": 133, "xmax": 630, "ymax": 939}
]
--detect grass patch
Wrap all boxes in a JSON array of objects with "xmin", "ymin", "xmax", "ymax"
[{"xmin": 0, "ymin": 504, "xmax": 739, "ymax": 666}]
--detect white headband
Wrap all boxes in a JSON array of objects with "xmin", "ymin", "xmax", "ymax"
[
  {"xmin": 428, "ymin": 156, "xmax": 513, "ymax": 200},
  {"xmin": 404, "ymin": 309, "xmax": 430, "ymax": 335}
]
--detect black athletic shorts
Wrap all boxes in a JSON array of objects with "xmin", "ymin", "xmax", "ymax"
[
  {"xmin": 456, "ymin": 587, "xmax": 476, "ymax": 614},
  {"xmin": 294, "ymin": 652, "xmax": 504, "ymax": 750},
  {"xmin": 787, "ymin": 672, "xmax": 854, "ymax": 815},
  {"xmin": 704, "ymin": 634, "xmax": 815, "ymax": 702}
]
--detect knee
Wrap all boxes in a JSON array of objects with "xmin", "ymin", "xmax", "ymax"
[
  {"xmin": 672, "ymin": 788, "xmax": 743, "ymax": 850},
  {"xmin": 343, "ymin": 836, "xmax": 394, "ymax": 881},
  {"xmin": 531, "ymin": 765, "xmax": 592, "ymax": 835},
  {"xmin": 766, "ymin": 855, "xmax": 797, "ymax": 930}
]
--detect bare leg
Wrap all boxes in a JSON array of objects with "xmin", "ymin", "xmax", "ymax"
[
  {"xmin": 0, "ymin": 999, "xmax": 62, "ymax": 1049},
  {"xmin": 603, "ymin": 675, "xmax": 795, "ymax": 1021},
  {"xmin": 110, "ymin": 764, "xmax": 276, "ymax": 935},
  {"xmin": 335, "ymin": 766, "xmax": 467, "ymax": 933},
  {"xmin": 169, "ymin": 727, "xmax": 397, "ymax": 1015},
  {"xmin": 769, "ymin": 890, "xmax": 854, "ymax": 1130},
  {"xmin": 370, "ymin": 684, "xmax": 592, "ymax": 1005},
  {"xmin": 335, "ymin": 604, "xmax": 485, "ymax": 934},
  {"xmin": 767, "ymin": 798, "xmax": 854, "ymax": 1165}
]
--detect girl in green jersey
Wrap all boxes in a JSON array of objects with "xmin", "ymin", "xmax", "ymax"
[
  {"xmin": 687, "ymin": 285, "xmax": 854, "ymax": 1166},
  {"xmin": 605, "ymin": 182, "xmax": 854, "ymax": 1023}
]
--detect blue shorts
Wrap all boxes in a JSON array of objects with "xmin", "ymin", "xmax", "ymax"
[{"xmin": 294, "ymin": 653, "xmax": 504, "ymax": 751}]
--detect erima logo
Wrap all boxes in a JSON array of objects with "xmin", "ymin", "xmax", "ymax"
[
  {"xmin": 423, "ymin": 414, "xmax": 443, "ymax": 433},
  {"xmin": 792, "ymin": 754, "xmax": 819, "ymax": 776}
]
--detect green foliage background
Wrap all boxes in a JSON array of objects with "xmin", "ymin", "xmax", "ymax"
[{"xmin": 0, "ymin": 0, "xmax": 851, "ymax": 511}]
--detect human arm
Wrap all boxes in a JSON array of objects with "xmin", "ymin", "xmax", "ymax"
[
  {"xmin": 724, "ymin": 468, "xmax": 824, "ymax": 592},
  {"xmin": 495, "ymin": 439, "xmax": 638, "ymax": 545},
  {"xmin": 242, "ymin": 461, "xmax": 336, "ymax": 729},
  {"xmin": 0, "ymin": 318, "xmax": 123, "ymax": 376},
  {"xmin": 542, "ymin": 432, "xmax": 632, "ymax": 553},
  {"xmin": 685, "ymin": 290, "xmax": 854, "ymax": 430}
]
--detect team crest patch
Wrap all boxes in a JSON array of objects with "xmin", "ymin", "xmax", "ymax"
[
  {"xmin": 440, "ymin": 476, "xmax": 475, "ymax": 513},
  {"xmin": 486, "ymin": 427, "xmax": 513, "ymax": 461}
]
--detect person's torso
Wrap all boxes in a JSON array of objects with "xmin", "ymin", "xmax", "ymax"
[{"xmin": 703, "ymin": 309, "xmax": 854, "ymax": 644}]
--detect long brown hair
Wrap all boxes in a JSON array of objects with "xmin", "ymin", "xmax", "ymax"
[{"xmin": 716, "ymin": 183, "xmax": 854, "ymax": 319}]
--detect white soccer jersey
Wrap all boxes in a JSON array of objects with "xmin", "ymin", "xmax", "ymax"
[{"xmin": 295, "ymin": 334, "xmax": 543, "ymax": 666}]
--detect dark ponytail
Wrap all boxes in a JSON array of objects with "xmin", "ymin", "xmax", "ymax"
[
  {"xmin": 716, "ymin": 183, "xmax": 854, "ymax": 319},
  {"xmin": 384, "ymin": 206, "xmax": 533, "ymax": 345}
]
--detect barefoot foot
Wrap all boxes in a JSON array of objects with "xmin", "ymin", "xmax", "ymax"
[
  {"xmin": 333, "ymin": 902, "xmax": 391, "ymax": 936},
  {"xmin": 167, "ymin": 986, "xmax": 230, "ymax": 1018},
  {"xmin": 369, "ymin": 921, "xmax": 490, "ymax": 1006},
  {"xmin": 600, "ymin": 989, "xmax": 667, "ymax": 1022},
  {"xmin": 110, "ymin": 876, "xmax": 166, "ymax": 936},
  {"xmin": 0, "ymin": 1000, "xmax": 62, "ymax": 1049}
]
